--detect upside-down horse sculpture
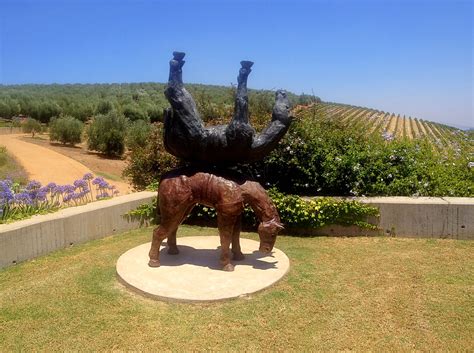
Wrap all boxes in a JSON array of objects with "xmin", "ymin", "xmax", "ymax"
[
  {"xmin": 163, "ymin": 52, "xmax": 293, "ymax": 163},
  {"xmin": 148, "ymin": 52, "xmax": 292, "ymax": 271}
]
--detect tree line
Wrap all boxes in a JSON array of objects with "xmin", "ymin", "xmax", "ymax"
[{"xmin": 0, "ymin": 83, "xmax": 320, "ymax": 123}]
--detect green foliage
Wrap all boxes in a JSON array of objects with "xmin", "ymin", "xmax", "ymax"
[
  {"xmin": 123, "ymin": 123, "xmax": 181, "ymax": 189},
  {"xmin": 0, "ymin": 98, "xmax": 20, "ymax": 118},
  {"xmin": 194, "ymin": 88, "xmax": 230, "ymax": 123},
  {"xmin": 267, "ymin": 189, "xmax": 378, "ymax": 229},
  {"xmin": 122, "ymin": 104, "xmax": 148, "ymax": 121},
  {"xmin": 126, "ymin": 119, "xmax": 151, "ymax": 150},
  {"xmin": 298, "ymin": 93, "xmax": 321, "ymax": 105},
  {"xmin": 96, "ymin": 100, "xmax": 113, "ymax": 115},
  {"xmin": 126, "ymin": 197, "xmax": 159, "ymax": 224},
  {"xmin": 11, "ymin": 117, "xmax": 22, "ymax": 128},
  {"xmin": 49, "ymin": 115, "xmax": 84, "ymax": 145},
  {"xmin": 125, "ymin": 106, "xmax": 472, "ymax": 197},
  {"xmin": 240, "ymin": 111, "xmax": 473, "ymax": 197},
  {"xmin": 22, "ymin": 118, "xmax": 42, "ymax": 137},
  {"xmin": 87, "ymin": 111, "xmax": 127, "ymax": 157},
  {"xmin": 128, "ymin": 189, "xmax": 379, "ymax": 231},
  {"xmin": 33, "ymin": 101, "xmax": 62, "ymax": 123},
  {"xmin": 0, "ymin": 83, "xmax": 299, "ymax": 125}
]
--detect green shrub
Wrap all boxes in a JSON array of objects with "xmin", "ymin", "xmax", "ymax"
[
  {"xmin": 123, "ymin": 104, "xmax": 148, "ymax": 121},
  {"xmin": 87, "ymin": 111, "xmax": 127, "ymax": 157},
  {"xmin": 125, "ymin": 113, "xmax": 473, "ymax": 197},
  {"xmin": 49, "ymin": 116, "xmax": 84, "ymax": 145},
  {"xmin": 123, "ymin": 123, "xmax": 181, "ymax": 188},
  {"xmin": 127, "ymin": 188, "xmax": 379, "ymax": 231},
  {"xmin": 22, "ymin": 118, "xmax": 42, "ymax": 137},
  {"xmin": 96, "ymin": 100, "xmax": 113, "ymax": 115},
  {"xmin": 239, "ymin": 113, "xmax": 473, "ymax": 197},
  {"xmin": 126, "ymin": 119, "xmax": 151, "ymax": 150}
]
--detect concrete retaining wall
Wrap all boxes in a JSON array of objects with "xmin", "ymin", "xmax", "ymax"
[
  {"xmin": 1, "ymin": 193, "xmax": 472, "ymax": 269},
  {"xmin": 0, "ymin": 191, "xmax": 156, "ymax": 269},
  {"xmin": 289, "ymin": 197, "xmax": 473, "ymax": 240},
  {"xmin": 362, "ymin": 197, "xmax": 473, "ymax": 240}
]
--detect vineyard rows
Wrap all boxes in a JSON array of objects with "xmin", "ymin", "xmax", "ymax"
[{"xmin": 294, "ymin": 103, "xmax": 473, "ymax": 154}]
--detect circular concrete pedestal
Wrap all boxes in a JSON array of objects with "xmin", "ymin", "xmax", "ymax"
[{"xmin": 116, "ymin": 236, "xmax": 290, "ymax": 302}]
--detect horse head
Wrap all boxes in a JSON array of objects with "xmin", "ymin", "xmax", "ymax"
[{"xmin": 257, "ymin": 217, "xmax": 284, "ymax": 254}]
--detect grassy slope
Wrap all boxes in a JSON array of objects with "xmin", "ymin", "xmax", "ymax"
[
  {"xmin": 0, "ymin": 226, "xmax": 472, "ymax": 351},
  {"xmin": 0, "ymin": 146, "xmax": 28, "ymax": 184}
]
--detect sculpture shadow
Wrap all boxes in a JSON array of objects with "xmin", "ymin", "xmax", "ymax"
[{"xmin": 159, "ymin": 242, "xmax": 278, "ymax": 271}]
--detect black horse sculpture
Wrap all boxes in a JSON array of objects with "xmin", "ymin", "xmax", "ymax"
[{"xmin": 163, "ymin": 52, "xmax": 293, "ymax": 164}]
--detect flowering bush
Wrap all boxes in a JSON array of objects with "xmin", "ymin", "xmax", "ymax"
[
  {"xmin": 127, "ymin": 188, "xmax": 379, "ymax": 231},
  {"xmin": 238, "ymin": 114, "xmax": 473, "ymax": 197},
  {"xmin": 0, "ymin": 174, "xmax": 119, "ymax": 223}
]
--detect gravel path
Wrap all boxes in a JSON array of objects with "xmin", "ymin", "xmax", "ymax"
[{"xmin": 0, "ymin": 133, "xmax": 132, "ymax": 194}]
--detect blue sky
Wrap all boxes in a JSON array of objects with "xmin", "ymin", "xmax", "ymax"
[{"xmin": 1, "ymin": 0, "xmax": 472, "ymax": 127}]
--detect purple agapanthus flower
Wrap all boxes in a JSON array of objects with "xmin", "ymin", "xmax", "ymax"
[
  {"xmin": 35, "ymin": 192, "xmax": 47, "ymax": 202},
  {"xmin": 93, "ymin": 177, "xmax": 110, "ymax": 189},
  {"xmin": 73, "ymin": 179, "xmax": 88, "ymax": 190},
  {"xmin": 92, "ymin": 177, "xmax": 104, "ymax": 185},
  {"xmin": 26, "ymin": 180, "xmax": 42, "ymax": 191},
  {"xmin": 51, "ymin": 185, "xmax": 64, "ymax": 195},
  {"xmin": 83, "ymin": 173, "xmax": 94, "ymax": 181},
  {"xmin": 14, "ymin": 192, "xmax": 33, "ymax": 205},
  {"xmin": 0, "ymin": 180, "xmax": 14, "ymax": 204},
  {"xmin": 63, "ymin": 185, "xmax": 75, "ymax": 194},
  {"xmin": 1, "ymin": 179, "xmax": 13, "ymax": 189},
  {"xmin": 45, "ymin": 182, "xmax": 57, "ymax": 191}
]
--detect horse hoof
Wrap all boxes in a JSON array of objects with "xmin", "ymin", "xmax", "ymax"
[
  {"xmin": 167, "ymin": 247, "xmax": 179, "ymax": 255},
  {"xmin": 232, "ymin": 253, "xmax": 245, "ymax": 261},
  {"xmin": 148, "ymin": 259, "xmax": 161, "ymax": 267},
  {"xmin": 222, "ymin": 263, "xmax": 235, "ymax": 272}
]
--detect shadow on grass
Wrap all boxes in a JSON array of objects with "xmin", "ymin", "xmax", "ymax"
[{"xmin": 159, "ymin": 242, "xmax": 278, "ymax": 270}]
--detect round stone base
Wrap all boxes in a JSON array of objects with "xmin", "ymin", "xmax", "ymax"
[{"xmin": 116, "ymin": 236, "xmax": 290, "ymax": 302}]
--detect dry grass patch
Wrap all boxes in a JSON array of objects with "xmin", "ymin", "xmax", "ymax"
[
  {"xmin": 0, "ymin": 226, "xmax": 473, "ymax": 351},
  {"xmin": 0, "ymin": 145, "xmax": 28, "ymax": 183}
]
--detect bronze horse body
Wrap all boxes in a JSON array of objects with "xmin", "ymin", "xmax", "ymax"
[{"xmin": 148, "ymin": 171, "xmax": 283, "ymax": 271}]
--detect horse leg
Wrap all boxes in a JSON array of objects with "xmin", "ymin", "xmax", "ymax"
[
  {"xmin": 167, "ymin": 204, "xmax": 195, "ymax": 255},
  {"xmin": 149, "ymin": 199, "xmax": 193, "ymax": 267},
  {"xmin": 166, "ymin": 229, "xmax": 179, "ymax": 255},
  {"xmin": 148, "ymin": 224, "xmax": 172, "ymax": 267},
  {"xmin": 217, "ymin": 213, "xmax": 238, "ymax": 272},
  {"xmin": 231, "ymin": 215, "xmax": 245, "ymax": 261}
]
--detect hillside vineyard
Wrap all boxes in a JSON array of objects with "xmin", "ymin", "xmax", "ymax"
[{"xmin": 293, "ymin": 103, "xmax": 472, "ymax": 154}]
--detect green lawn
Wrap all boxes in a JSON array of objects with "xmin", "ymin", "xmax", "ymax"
[{"xmin": 0, "ymin": 226, "xmax": 472, "ymax": 351}]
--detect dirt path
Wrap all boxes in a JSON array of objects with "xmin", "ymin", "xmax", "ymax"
[{"xmin": 0, "ymin": 133, "xmax": 132, "ymax": 194}]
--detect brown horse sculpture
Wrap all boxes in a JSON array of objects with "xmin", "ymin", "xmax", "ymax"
[{"xmin": 148, "ymin": 170, "xmax": 283, "ymax": 271}]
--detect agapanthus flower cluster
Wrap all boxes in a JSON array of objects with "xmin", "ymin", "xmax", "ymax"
[
  {"xmin": 381, "ymin": 131, "xmax": 394, "ymax": 142},
  {"xmin": 0, "ymin": 173, "xmax": 120, "ymax": 223},
  {"xmin": 92, "ymin": 176, "xmax": 119, "ymax": 199}
]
